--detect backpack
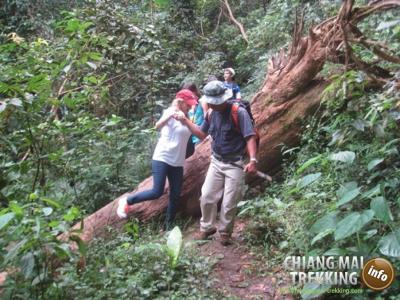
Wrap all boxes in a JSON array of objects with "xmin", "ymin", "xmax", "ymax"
[
  {"xmin": 185, "ymin": 137, "xmax": 195, "ymax": 159},
  {"xmin": 228, "ymin": 99, "xmax": 260, "ymax": 149},
  {"xmin": 206, "ymin": 100, "xmax": 260, "ymax": 150}
]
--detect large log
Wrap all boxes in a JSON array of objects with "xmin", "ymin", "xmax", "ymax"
[{"xmin": 60, "ymin": 0, "xmax": 400, "ymax": 244}]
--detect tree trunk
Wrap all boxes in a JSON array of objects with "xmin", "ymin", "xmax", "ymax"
[{"xmin": 60, "ymin": 0, "xmax": 400, "ymax": 244}]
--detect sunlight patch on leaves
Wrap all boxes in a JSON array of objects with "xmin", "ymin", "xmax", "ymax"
[{"xmin": 329, "ymin": 151, "xmax": 355, "ymax": 163}]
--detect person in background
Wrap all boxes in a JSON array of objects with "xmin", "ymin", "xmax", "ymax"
[
  {"xmin": 117, "ymin": 89, "xmax": 200, "ymax": 231},
  {"xmin": 223, "ymin": 68, "xmax": 241, "ymax": 100},
  {"xmin": 176, "ymin": 81, "xmax": 258, "ymax": 246},
  {"xmin": 180, "ymin": 82, "xmax": 205, "ymax": 145}
]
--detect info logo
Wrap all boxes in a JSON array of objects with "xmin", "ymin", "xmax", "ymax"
[{"xmin": 361, "ymin": 258, "xmax": 395, "ymax": 291}]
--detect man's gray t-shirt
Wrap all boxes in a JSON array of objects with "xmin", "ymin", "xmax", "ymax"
[{"xmin": 201, "ymin": 104, "xmax": 255, "ymax": 158}]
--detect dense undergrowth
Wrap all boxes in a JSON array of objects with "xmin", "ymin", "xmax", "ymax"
[
  {"xmin": 239, "ymin": 74, "xmax": 400, "ymax": 299},
  {"xmin": 1, "ymin": 219, "xmax": 223, "ymax": 299},
  {"xmin": 1, "ymin": 0, "xmax": 399, "ymax": 299}
]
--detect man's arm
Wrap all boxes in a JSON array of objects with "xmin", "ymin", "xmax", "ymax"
[
  {"xmin": 178, "ymin": 115, "xmax": 208, "ymax": 140},
  {"xmin": 244, "ymin": 135, "xmax": 257, "ymax": 174}
]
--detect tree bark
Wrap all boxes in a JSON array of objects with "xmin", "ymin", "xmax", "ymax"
[{"xmin": 60, "ymin": 0, "xmax": 400, "ymax": 244}]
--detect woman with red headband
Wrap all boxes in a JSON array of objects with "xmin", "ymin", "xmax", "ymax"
[{"xmin": 117, "ymin": 89, "xmax": 200, "ymax": 230}]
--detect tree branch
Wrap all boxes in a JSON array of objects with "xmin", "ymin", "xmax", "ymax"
[
  {"xmin": 221, "ymin": 0, "xmax": 248, "ymax": 44},
  {"xmin": 213, "ymin": 7, "xmax": 223, "ymax": 33}
]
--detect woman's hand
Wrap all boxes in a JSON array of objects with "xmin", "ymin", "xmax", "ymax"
[
  {"xmin": 173, "ymin": 111, "xmax": 186, "ymax": 120},
  {"xmin": 155, "ymin": 108, "xmax": 176, "ymax": 130}
]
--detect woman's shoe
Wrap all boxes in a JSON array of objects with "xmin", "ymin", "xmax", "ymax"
[{"xmin": 117, "ymin": 196, "xmax": 128, "ymax": 218}]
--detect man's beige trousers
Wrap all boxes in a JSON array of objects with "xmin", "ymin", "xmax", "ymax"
[{"xmin": 200, "ymin": 156, "xmax": 244, "ymax": 235}]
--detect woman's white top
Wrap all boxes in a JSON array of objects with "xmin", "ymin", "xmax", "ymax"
[{"xmin": 152, "ymin": 108, "xmax": 191, "ymax": 167}]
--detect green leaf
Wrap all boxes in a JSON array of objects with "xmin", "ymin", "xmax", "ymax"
[
  {"xmin": 301, "ymin": 282, "xmax": 332, "ymax": 299},
  {"xmin": 42, "ymin": 207, "xmax": 53, "ymax": 216},
  {"xmin": 29, "ymin": 193, "xmax": 39, "ymax": 201},
  {"xmin": 311, "ymin": 228, "xmax": 334, "ymax": 245},
  {"xmin": 63, "ymin": 206, "xmax": 80, "ymax": 221},
  {"xmin": 363, "ymin": 229, "xmax": 378, "ymax": 241},
  {"xmin": 88, "ymin": 52, "xmax": 103, "ymax": 61},
  {"xmin": 297, "ymin": 173, "xmax": 321, "ymax": 188},
  {"xmin": 154, "ymin": 0, "xmax": 169, "ymax": 7},
  {"xmin": 166, "ymin": 226, "xmax": 182, "ymax": 268},
  {"xmin": 296, "ymin": 155, "xmax": 322, "ymax": 174},
  {"xmin": 337, "ymin": 185, "xmax": 360, "ymax": 207},
  {"xmin": 334, "ymin": 210, "xmax": 374, "ymax": 241},
  {"xmin": 69, "ymin": 235, "xmax": 87, "ymax": 256},
  {"xmin": 370, "ymin": 197, "xmax": 393, "ymax": 223},
  {"xmin": 42, "ymin": 197, "xmax": 61, "ymax": 209},
  {"xmin": 32, "ymin": 273, "xmax": 46, "ymax": 286},
  {"xmin": 361, "ymin": 184, "xmax": 381, "ymax": 199},
  {"xmin": 64, "ymin": 97, "xmax": 77, "ymax": 109},
  {"xmin": 20, "ymin": 252, "xmax": 35, "ymax": 279},
  {"xmin": 5, "ymin": 238, "xmax": 28, "ymax": 262},
  {"xmin": 323, "ymin": 248, "xmax": 347, "ymax": 256},
  {"xmin": 378, "ymin": 230, "xmax": 400, "ymax": 257},
  {"xmin": 35, "ymin": 216, "xmax": 41, "ymax": 238},
  {"xmin": 48, "ymin": 220, "xmax": 60, "ymax": 228},
  {"xmin": 54, "ymin": 244, "xmax": 73, "ymax": 259},
  {"xmin": 86, "ymin": 61, "xmax": 97, "ymax": 70},
  {"xmin": 0, "ymin": 212, "xmax": 15, "ymax": 230},
  {"xmin": 329, "ymin": 151, "xmax": 355, "ymax": 163},
  {"xmin": 67, "ymin": 19, "xmax": 80, "ymax": 32},
  {"xmin": 0, "ymin": 101, "xmax": 7, "ymax": 113},
  {"xmin": 84, "ymin": 76, "xmax": 98, "ymax": 84},
  {"xmin": 0, "ymin": 82, "xmax": 11, "ymax": 94},
  {"xmin": 63, "ymin": 64, "xmax": 72, "ymax": 74},
  {"xmin": 336, "ymin": 181, "xmax": 357, "ymax": 198},
  {"xmin": 237, "ymin": 200, "xmax": 248, "ymax": 208},
  {"xmin": 9, "ymin": 98, "xmax": 22, "ymax": 107},
  {"xmin": 310, "ymin": 212, "xmax": 338, "ymax": 234},
  {"xmin": 352, "ymin": 119, "xmax": 369, "ymax": 131},
  {"xmin": 367, "ymin": 158, "xmax": 384, "ymax": 171},
  {"xmin": 279, "ymin": 241, "xmax": 289, "ymax": 249},
  {"xmin": 27, "ymin": 74, "xmax": 48, "ymax": 92},
  {"xmin": 9, "ymin": 202, "xmax": 23, "ymax": 217}
]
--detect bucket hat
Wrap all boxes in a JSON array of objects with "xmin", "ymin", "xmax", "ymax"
[{"xmin": 200, "ymin": 80, "xmax": 233, "ymax": 105}]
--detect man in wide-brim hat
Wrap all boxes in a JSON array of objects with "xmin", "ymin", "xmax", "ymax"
[{"xmin": 178, "ymin": 80, "xmax": 258, "ymax": 246}]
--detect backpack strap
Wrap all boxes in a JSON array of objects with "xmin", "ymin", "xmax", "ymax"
[
  {"xmin": 205, "ymin": 104, "xmax": 240, "ymax": 133},
  {"xmin": 230, "ymin": 102, "xmax": 240, "ymax": 133}
]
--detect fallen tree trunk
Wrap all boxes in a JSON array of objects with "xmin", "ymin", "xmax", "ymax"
[{"xmin": 60, "ymin": 0, "xmax": 400, "ymax": 244}]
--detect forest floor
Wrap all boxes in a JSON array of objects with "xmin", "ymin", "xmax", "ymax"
[{"xmin": 184, "ymin": 219, "xmax": 294, "ymax": 300}]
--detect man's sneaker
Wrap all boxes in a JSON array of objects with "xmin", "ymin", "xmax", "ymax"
[
  {"xmin": 220, "ymin": 233, "xmax": 232, "ymax": 246},
  {"xmin": 194, "ymin": 227, "xmax": 217, "ymax": 240},
  {"xmin": 117, "ymin": 196, "xmax": 129, "ymax": 218}
]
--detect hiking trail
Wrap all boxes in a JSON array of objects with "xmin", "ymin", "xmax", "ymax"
[{"xmin": 185, "ymin": 219, "xmax": 294, "ymax": 300}]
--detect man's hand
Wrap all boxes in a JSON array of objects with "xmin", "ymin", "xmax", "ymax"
[{"xmin": 244, "ymin": 161, "xmax": 257, "ymax": 174}]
